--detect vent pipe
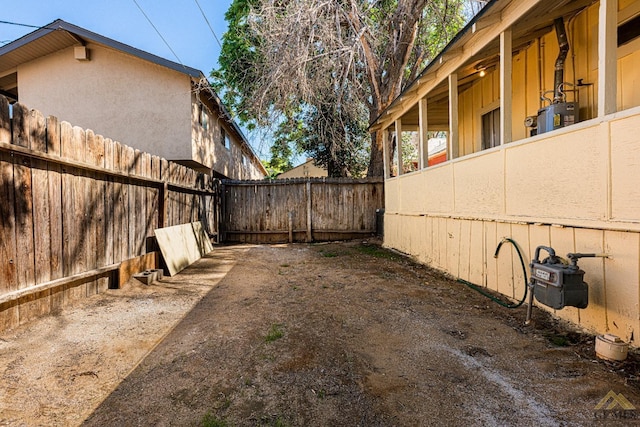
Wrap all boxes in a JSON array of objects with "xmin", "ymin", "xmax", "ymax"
[{"xmin": 553, "ymin": 17, "xmax": 570, "ymax": 103}]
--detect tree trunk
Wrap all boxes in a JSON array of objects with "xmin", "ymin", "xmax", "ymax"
[{"xmin": 367, "ymin": 131, "xmax": 384, "ymax": 177}]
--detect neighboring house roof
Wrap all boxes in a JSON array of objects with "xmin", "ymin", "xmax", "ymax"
[
  {"xmin": 0, "ymin": 19, "xmax": 202, "ymax": 78},
  {"xmin": 0, "ymin": 19, "xmax": 267, "ymax": 176},
  {"xmin": 277, "ymin": 158, "xmax": 328, "ymax": 179}
]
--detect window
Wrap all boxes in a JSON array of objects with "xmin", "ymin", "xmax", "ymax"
[
  {"xmin": 619, "ymin": 14, "xmax": 640, "ymax": 46},
  {"xmin": 221, "ymin": 128, "xmax": 230, "ymax": 149},
  {"xmin": 481, "ymin": 108, "xmax": 500, "ymax": 150},
  {"xmin": 200, "ymin": 107, "xmax": 208, "ymax": 131}
]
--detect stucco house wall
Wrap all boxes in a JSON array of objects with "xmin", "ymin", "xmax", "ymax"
[
  {"xmin": 277, "ymin": 159, "xmax": 328, "ymax": 179},
  {"xmin": 18, "ymin": 43, "xmax": 193, "ymax": 161}
]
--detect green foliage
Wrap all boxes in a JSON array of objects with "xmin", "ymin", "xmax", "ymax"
[
  {"xmin": 211, "ymin": 0, "xmax": 262, "ymax": 127},
  {"xmin": 265, "ymin": 323, "xmax": 284, "ymax": 343},
  {"xmin": 297, "ymin": 103, "xmax": 369, "ymax": 177},
  {"xmin": 201, "ymin": 412, "xmax": 228, "ymax": 427}
]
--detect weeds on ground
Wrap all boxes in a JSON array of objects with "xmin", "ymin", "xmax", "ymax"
[
  {"xmin": 355, "ymin": 244, "xmax": 398, "ymax": 260},
  {"xmin": 201, "ymin": 411, "xmax": 228, "ymax": 427},
  {"xmin": 320, "ymin": 251, "xmax": 338, "ymax": 258},
  {"xmin": 259, "ymin": 415, "xmax": 289, "ymax": 426},
  {"xmin": 265, "ymin": 324, "xmax": 284, "ymax": 343}
]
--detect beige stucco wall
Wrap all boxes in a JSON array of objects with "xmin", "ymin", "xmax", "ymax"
[
  {"xmin": 191, "ymin": 100, "xmax": 264, "ymax": 179},
  {"xmin": 277, "ymin": 160, "xmax": 328, "ymax": 179},
  {"xmin": 385, "ymin": 107, "xmax": 640, "ymax": 345},
  {"xmin": 17, "ymin": 42, "xmax": 264, "ymax": 179},
  {"xmin": 18, "ymin": 43, "xmax": 193, "ymax": 160}
]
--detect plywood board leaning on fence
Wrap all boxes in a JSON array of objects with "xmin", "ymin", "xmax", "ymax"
[{"xmin": 155, "ymin": 221, "xmax": 214, "ymax": 276}]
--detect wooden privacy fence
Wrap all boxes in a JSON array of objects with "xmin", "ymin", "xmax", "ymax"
[
  {"xmin": 0, "ymin": 96, "xmax": 219, "ymax": 330},
  {"xmin": 221, "ymin": 178, "xmax": 384, "ymax": 243}
]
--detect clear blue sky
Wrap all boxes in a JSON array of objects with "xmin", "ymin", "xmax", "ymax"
[{"xmin": 1, "ymin": 0, "xmax": 232, "ymax": 75}]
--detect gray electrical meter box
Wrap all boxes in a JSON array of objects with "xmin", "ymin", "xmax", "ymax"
[{"xmin": 530, "ymin": 246, "xmax": 589, "ymax": 310}]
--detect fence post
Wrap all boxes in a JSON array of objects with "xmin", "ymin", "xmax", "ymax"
[
  {"xmin": 306, "ymin": 179, "xmax": 312, "ymax": 242},
  {"xmin": 288, "ymin": 211, "xmax": 293, "ymax": 243}
]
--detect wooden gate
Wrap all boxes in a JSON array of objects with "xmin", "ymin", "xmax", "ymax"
[{"xmin": 221, "ymin": 178, "xmax": 384, "ymax": 243}]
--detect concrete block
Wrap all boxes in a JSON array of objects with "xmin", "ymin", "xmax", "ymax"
[{"xmin": 133, "ymin": 270, "xmax": 158, "ymax": 286}]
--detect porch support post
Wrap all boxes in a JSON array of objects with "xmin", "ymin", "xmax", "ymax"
[
  {"xmin": 418, "ymin": 97, "xmax": 429, "ymax": 169},
  {"xmin": 598, "ymin": 0, "xmax": 617, "ymax": 117},
  {"xmin": 382, "ymin": 127, "xmax": 390, "ymax": 179},
  {"xmin": 448, "ymin": 73, "xmax": 459, "ymax": 160},
  {"xmin": 500, "ymin": 27, "xmax": 513, "ymax": 144},
  {"xmin": 395, "ymin": 118, "xmax": 404, "ymax": 175}
]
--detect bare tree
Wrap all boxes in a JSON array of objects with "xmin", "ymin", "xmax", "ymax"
[{"xmin": 220, "ymin": 0, "xmax": 472, "ymax": 176}]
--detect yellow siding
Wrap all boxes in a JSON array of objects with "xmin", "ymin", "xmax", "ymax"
[
  {"xmin": 505, "ymin": 123, "xmax": 608, "ymax": 221},
  {"xmin": 484, "ymin": 221, "xmax": 498, "ymax": 291},
  {"xmin": 385, "ymin": 179, "xmax": 400, "ymax": 212},
  {"xmin": 604, "ymin": 230, "xmax": 640, "ymax": 342},
  {"xmin": 404, "ymin": 165, "xmax": 454, "ymax": 214},
  {"xmin": 574, "ymin": 228, "xmax": 607, "ymax": 333},
  {"xmin": 453, "ymin": 151, "xmax": 504, "ymax": 216},
  {"xmin": 398, "ymin": 172, "xmax": 428, "ymax": 213},
  {"xmin": 512, "ymin": 51, "xmax": 527, "ymax": 141},
  {"xmin": 619, "ymin": 46, "xmax": 640, "ymax": 110},
  {"xmin": 525, "ymin": 39, "xmax": 541, "ymax": 124},
  {"xmin": 610, "ymin": 113, "xmax": 640, "ymax": 221}
]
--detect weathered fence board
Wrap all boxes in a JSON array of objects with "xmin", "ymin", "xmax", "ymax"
[
  {"xmin": 0, "ymin": 96, "xmax": 220, "ymax": 330},
  {"xmin": 222, "ymin": 178, "xmax": 384, "ymax": 243}
]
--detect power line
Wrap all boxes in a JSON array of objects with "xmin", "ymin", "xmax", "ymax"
[
  {"xmin": 0, "ymin": 20, "xmax": 41, "ymax": 29},
  {"xmin": 131, "ymin": 0, "xmax": 184, "ymax": 66},
  {"xmin": 193, "ymin": 0, "xmax": 223, "ymax": 49}
]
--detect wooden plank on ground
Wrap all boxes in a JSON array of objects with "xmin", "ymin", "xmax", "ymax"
[{"xmin": 154, "ymin": 222, "xmax": 214, "ymax": 276}]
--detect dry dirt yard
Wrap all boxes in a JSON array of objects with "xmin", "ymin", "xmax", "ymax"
[{"xmin": 2, "ymin": 240, "xmax": 640, "ymax": 426}]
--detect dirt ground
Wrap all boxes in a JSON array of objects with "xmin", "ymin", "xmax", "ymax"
[{"xmin": 2, "ymin": 240, "xmax": 640, "ymax": 426}]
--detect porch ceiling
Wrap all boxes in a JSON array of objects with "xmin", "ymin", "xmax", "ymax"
[{"xmin": 376, "ymin": 0, "xmax": 595, "ymax": 131}]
